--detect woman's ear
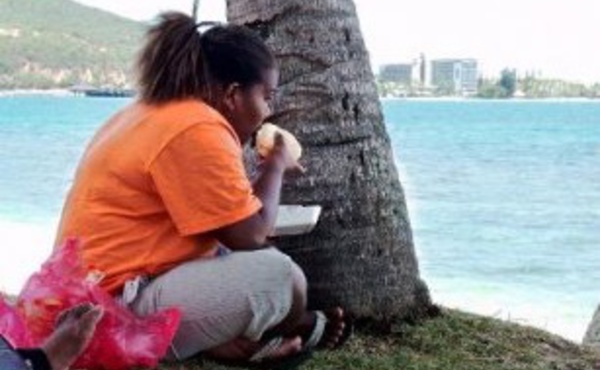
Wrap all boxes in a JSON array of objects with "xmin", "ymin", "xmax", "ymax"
[{"xmin": 222, "ymin": 82, "xmax": 241, "ymax": 112}]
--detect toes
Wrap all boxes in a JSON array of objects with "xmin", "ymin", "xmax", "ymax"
[
  {"xmin": 326, "ymin": 307, "xmax": 343, "ymax": 320},
  {"xmin": 322, "ymin": 307, "xmax": 348, "ymax": 348}
]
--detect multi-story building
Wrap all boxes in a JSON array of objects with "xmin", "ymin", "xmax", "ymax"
[
  {"xmin": 418, "ymin": 53, "xmax": 427, "ymax": 86},
  {"xmin": 379, "ymin": 63, "xmax": 413, "ymax": 86},
  {"xmin": 431, "ymin": 58, "xmax": 478, "ymax": 95}
]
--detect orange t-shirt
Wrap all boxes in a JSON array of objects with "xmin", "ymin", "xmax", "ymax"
[{"xmin": 56, "ymin": 99, "xmax": 262, "ymax": 294}]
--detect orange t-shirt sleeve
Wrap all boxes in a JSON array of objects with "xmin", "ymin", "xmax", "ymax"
[{"xmin": 149, "ymin": 122, "xmax": 262, "ymax": 236}]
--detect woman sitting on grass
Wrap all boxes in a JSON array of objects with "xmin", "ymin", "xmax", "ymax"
[{"xmin": 55, "ymin": 11, "xmax": 349, "ymax": 365}]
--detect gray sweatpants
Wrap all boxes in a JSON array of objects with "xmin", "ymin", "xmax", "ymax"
[{"xmin": 129, "ymin": 247, "xmax": 295, "ymax": 360}]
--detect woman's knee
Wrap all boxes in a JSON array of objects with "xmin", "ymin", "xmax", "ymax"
[{"xmin": 290, "ymin": 262, "xmax": 307, "ymax": 309}]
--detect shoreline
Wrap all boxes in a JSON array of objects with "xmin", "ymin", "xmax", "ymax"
[
  {"xmin": 0, "ymin": 88, "xmax": 73, "ymax": 97},
  {"xmin": 1, "ymin": 89, "xmax": 598, "ymax": 102},
  {"xmin": 380, "ymin": 96, "xmax": 600, "ymax": 103}
]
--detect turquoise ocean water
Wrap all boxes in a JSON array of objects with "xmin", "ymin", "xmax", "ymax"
[{"xmin": 1, "ymin": 96, "xmax": 599, "ymax": 342}]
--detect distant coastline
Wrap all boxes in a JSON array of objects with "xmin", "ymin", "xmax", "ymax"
[
  {"xmin": 380, "ymin": 96, "xmax": 600, "ymax": 103},
  {"xmin": 0, "ymin": 89, "xmax": 73, "ymax": 97},
  {"xmin": 2, "ymin": 89, "xmax": 598, "ymax": 102},
  {"xmin": 0, "ymin": 88, "xmax": 135, "ymax": 98}
]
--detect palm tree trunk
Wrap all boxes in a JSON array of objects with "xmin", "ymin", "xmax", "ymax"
[{"xmin": 228, "ymin": 0, "xmax": 432, "ymax": 321}]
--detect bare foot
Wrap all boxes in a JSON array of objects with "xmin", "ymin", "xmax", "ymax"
[
  {"xmin": 260, "ymin": 336, "xmax": 303, "ymax": 360},
  {"xmin": 207, "ymin": 336, "xmax": 302, "ymax": 362},
  {"xmin": 316, "ymin": 307, "xmax": 347, "ymax": 348},
  {"xmin": 319, "ymin": 307, "xmax": 346, "ymax": 348},
  {"xmin": 41, "ymin": 303, "xmax": 103, "ymax": 370}
]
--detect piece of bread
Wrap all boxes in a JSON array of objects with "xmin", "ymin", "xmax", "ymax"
[{"xmin": 255, "ymin": 123, "xmax": 302, "ymax": 161}]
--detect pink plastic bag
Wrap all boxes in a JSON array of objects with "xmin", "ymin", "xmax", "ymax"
[
  {"xmin": 16, "ymin": 238, "xmax": 181, "ymax": 370},
  {"xmin": 0, "ymin": 296, "xmax": 32, "ymax": 348}
]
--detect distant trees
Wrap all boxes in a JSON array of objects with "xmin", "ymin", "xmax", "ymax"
[
  {"xmin": 377, "ymin": 77, "xmax": 600, "ymax": 99},
  {"xmin": 433, "ymin": 81, "xmax": 456, "ymax": 97},
  {"xmin": 519, "ymin": 74, "xmax": 600, "ymax": 98},
  {"xmin": 476, "ymin": 70, "xmax": 600, "ymax": 99},
  {"xmin": 499, "ymin": 68, "xmax": 517, "ymax": 97},
  {"xmin": 591, "ymin": 83, "xmax": 600, "ymax": 98},
  {"xmin": 0, "ymin": 0, "xmax": 142, "ymax": 89},
  {"xmin": 476, "ymin": 78, "xmax": 504, "ymax": 98},
  {"xmin": 378, "ymin": 73, "xmax": 600, "ymax": 99},
  {"xmin": 476, "ymin": 68, "xmax": 516, "ymax": 98}
]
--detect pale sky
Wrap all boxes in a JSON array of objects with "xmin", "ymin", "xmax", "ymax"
[{"xmin": 75, "ymin": 0, "xmax": 600, "ymax": 83}]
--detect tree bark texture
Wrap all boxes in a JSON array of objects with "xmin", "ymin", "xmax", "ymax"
[{"xmin": 227, "ymin": 0, "xmax": 432, "ymax": 320}]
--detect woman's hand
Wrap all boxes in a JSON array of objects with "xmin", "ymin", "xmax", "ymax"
[{"xmin": 264, "ymin": 133, "xmax": 305, "ymax": 174}]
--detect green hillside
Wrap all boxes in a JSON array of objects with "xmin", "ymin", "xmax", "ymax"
[{"xmin": 0, "ymin": 0, "xmax": 144, "ymax": 89}]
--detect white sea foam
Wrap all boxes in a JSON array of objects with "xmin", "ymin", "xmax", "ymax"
[
  {"xmin": 0, "ymin": 218, "xmax": 58, "ymax": 295},
  {"xmin": 430, "ymin": 285, "xmax": 593, "ymax": 343},
  {"xmin": 0, "ymin": 89, "xmax": 73, "ymax": 97}
]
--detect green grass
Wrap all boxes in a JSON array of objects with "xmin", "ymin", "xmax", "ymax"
[{"xmin": 158, "ymin": 308, "xmax": 600, "ymax": 370}]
